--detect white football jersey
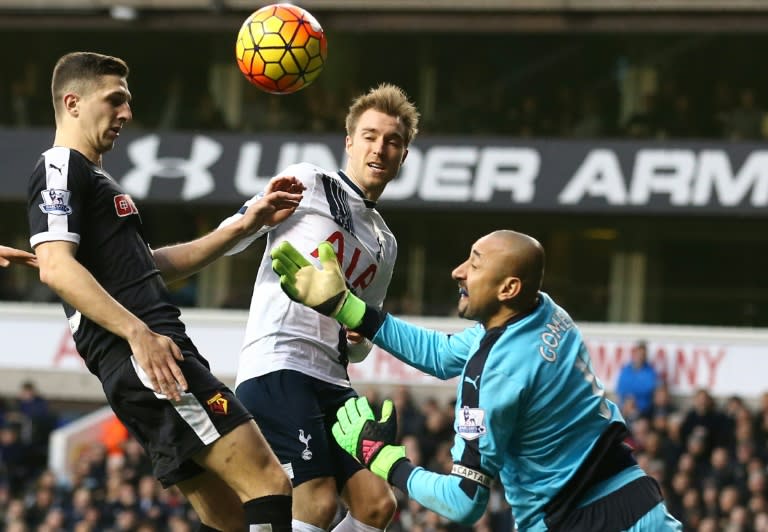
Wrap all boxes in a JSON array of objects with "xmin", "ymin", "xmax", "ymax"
[{"xmin": 220, "ymin": 163, "xmax": 397, "ymax": 387}]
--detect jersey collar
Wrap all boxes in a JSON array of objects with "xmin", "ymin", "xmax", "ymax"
[{"xmin": 338, "ymin": 170, "xmax": 377, "ymax": 208}]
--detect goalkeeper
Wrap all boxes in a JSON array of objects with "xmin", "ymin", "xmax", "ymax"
[{"xmin": 271, "ymin": 230, "xmax": 682, "ymax": 531}]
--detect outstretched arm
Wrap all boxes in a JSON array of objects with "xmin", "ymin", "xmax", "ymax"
[
  {"xmin": 270, "ymin": 240, "xmax": 473, "ymax": 378},
  {"xmin": 0, "ymin": 245, "xmax": 38, "ymax": 268},
  {"xmin": 152, "ymin": 175, "xmax": 304, "ymax": 283}
]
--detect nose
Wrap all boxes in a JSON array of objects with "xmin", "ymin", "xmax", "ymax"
[
  {"xmin": 119, "ymin": 103, "xmax": 132, "ymax": 122},
  {"xmin": 452, "ymin": 260, "xmax": 467, "ymax": 281}
]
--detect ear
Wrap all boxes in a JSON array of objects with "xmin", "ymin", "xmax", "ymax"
[
  {"xmin": 63, "ymin": 93, "xmax": 79, "ymax": 117},
  {"xmin": 498, "ymin": 276, "xmax": 521, "ymax": 303},
  {"xmin": 401, "ymin": 147, "xmax": 409, "ymax": 165},
  {"xmin": 345, "ymin": 135, "xmax": 352, "ymax": 153}
]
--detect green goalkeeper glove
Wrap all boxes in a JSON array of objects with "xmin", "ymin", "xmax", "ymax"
[
  {"xmin": 332, "ymin": 397, "xmax": 407, "ymax": 482},
  {"xmin": 270, "ymin": 241, "xmax": 366, "ymax": 329}
]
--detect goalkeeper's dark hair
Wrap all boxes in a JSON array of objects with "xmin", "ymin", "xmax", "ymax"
[
  {"xmin": 51, "ymin": 52, "xmax": 129, "ymax": 118},
  {"xmin": 345, "ymin": 83, "xmax": 420, "ymax": 146}
]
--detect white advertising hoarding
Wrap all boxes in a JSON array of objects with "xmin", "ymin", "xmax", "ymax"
[{"xmin": 1, "ymin": 303, "xmax": 766, "ymax": 400}]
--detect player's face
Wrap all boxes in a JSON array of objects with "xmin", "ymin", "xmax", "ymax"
[
  {"xmin": 77, "ymin": 74, "xmax": 132, "ymax": 155},
  {"xmin": 451, "ymin": 234, "xmax": 505, "ymax": 326},
  {"xmin": 345, "ymin": 109, "xmax": 408, "ymax": 201}
]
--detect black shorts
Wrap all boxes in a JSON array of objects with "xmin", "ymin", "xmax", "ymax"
[
  {"xmin": 235, "ymin": 370, "xmax": 363, "ymax": 489},
  {"xmin": 101, "ymin": 343, "xmax": 252, "ymax": 488}
]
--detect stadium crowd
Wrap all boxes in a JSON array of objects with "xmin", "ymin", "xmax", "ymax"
[
  {"xmin": 3, "ymin": 375, "xmax": 768, "ymax": 531},
  {"xmin": 3, "ymin": 55, "xmax": 768, "ymax": 142}
]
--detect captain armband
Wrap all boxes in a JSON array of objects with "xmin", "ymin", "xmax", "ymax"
[{"xmin": 451, "ymin": 464, "xmax": 492, "ymax": 489}]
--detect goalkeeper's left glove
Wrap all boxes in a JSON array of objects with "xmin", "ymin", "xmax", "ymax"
[
  {"xmin": 332, "ymin": 397, "xmax": 408, "ymax": 482},
  {"xmin": 270, "ymin": 240, "xmax": 366, "ymax": 329}
]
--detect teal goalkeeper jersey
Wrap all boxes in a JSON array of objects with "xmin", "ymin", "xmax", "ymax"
[{"xmin": 372, "ymin": 292, "xmax": 643, "ymax": 530}]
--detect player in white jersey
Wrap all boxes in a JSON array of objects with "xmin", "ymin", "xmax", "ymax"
[{"xmin": 220, "ymin": 84, "xmax": 421, "ymax": 532}]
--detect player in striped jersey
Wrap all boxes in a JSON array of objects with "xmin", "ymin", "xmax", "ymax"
[
  {"xmin": 219, "ymin": 84, "xmax": 420, "ymax": 532},
  {"xmin": 272, "ymin": 230, "xmax": 683, "ymax": 531},
  {"xmin": 27, "ymin": 51, "xmax": 304, "ymax": 532}
]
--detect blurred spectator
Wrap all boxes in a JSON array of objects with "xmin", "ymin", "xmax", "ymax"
[
  {"xmin": 136, "ymin": 474, "xmax": 168, "ymax": 527},
  {"xmin": 706, "ymin": 446, "xmax": 738, "ymax": 490},
  {"xmin": 512, "ymin": 95, "xmax": 552, "ymax": 137},
  {"xmin": 15, "ymin": 381, "xmax": 57, "ymax": 474},
  {"xmin": 616, "ymin": 340, "xmax": 658, "ymax": 419},
  {"xmin": 660, "ymin": 95, "xmax": 701, "ymax": 138},
  {"xmin": 624, "ymin": 92, "xmax": 660, "ymax": 138},
  {"xmin": 392, "ymin": 385, "xmax": 426, "ymax": 439},
  {"xmin": 570, "ymin": 93, "xmax": 605, "ymax": 138},
  {"xmin": 752, "ymin": 391, "xmax": 768, "ymax": 451},
  {"xmin": 652, "ymin": 384, "xmax": 678, "ymax": 418},
  {"xmin": 0, "ymin": 422, "xmax": 30, "ymax": 496},
  {"xmin": 191, "ymin": 93, "xmax": 230, "ymax": 131},
  {"xmin": 681, "ymin": 389, "xmax": 735, "ymax": 457},
  {"xmin": 23, "ymin": 484, "xmax": 55, "ymax": 529},
  {"xmin": 722, "ymin": 88, "xmax": 765, "ymax": 140},
  {"xmin": 417, "ymin": 397, "xmax": 453, "ymax": 467}
]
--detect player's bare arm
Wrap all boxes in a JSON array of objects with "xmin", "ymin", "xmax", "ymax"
[
  {"xmin": 35, "ymin": 240, "xmax": 188, "ymax": 401},
  {"xmin": 152, "ymin": 175, "xmax": 304, "ymax": 283},
  {"xmin": 0, "ymin": 245, "xmax": 38, "ymax": 268}
]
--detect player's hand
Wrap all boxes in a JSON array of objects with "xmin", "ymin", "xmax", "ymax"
[
  {"xmin": 346, "ymin": 329, "xmax": 373, "ymax": 363},
  {"xmin": 243, "ymin": 176, "xmax": 305, "ymax": 229},
  {"xmin": 270, "ymin": 241, "xmax": 366, "ymax": 329},
  {"xmin": 332, "ymin": 397, "xmax": 407, "ymax": 482},
  {"xmin": 127, "ymin": 328, "xmax": 188, "ymax": 402},
  {"xmin": 0, "ymin": 245, "xmax": 38, "ymax": 268}
]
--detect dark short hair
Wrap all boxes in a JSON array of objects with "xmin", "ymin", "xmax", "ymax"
[{"xmin": 51, "ymin": 52, "xmax": 129, "ymax": 114}]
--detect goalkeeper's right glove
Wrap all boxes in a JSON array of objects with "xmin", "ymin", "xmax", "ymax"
[
  {"xmin": 270, "ymin": 241, "xmax": 366, "ymax": 329},
  {"xmin": 332, "ymin": 397, "xmax": 408, "ymax": 482}
]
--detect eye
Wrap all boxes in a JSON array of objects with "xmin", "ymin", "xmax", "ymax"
[{"xmin": 109, "ymin": 95, "xmax": 127, "ymax": 106}]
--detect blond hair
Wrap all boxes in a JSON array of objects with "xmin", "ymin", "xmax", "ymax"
[{"xmin": 345, "ymin": 83, "xmax": 420, "ymax": 145}]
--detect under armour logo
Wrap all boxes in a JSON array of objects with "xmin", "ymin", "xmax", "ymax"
[
  {"xmin": 299, "ymin": 429, "xmax": 313, "ymax": 461},
  {"xmin": 48, "ymin": 163, "xmax": 64, "ymax": 175},
  {"xmin": 121, "ymin": 134, "xmax": 220, "ymax": 200},
  {"xmin": 464, "ymin": 374, "xmax": 481, "ymax": 390}
]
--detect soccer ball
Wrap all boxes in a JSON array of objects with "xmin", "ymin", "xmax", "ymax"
[{"xmin": 235, "ymin": 3, "xmax": 328, "ymax": 95}]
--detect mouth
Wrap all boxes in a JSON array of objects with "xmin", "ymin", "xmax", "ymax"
[
  {"xmin": 108, "ymin": 126, "xmax": 122, "ymax": 137},
  {"xmin": 367, "ymin": 161, "xmax": 386, "ymax": 173},
  {"xmin": 458, "ymin": 286, "xmax": 468, "ymax": 298}
]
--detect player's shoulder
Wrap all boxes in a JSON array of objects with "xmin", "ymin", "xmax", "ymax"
[
  {"xmin": 40, "ymin": 146, "xmax": 93, "ymax": 172},
  {"xmin": 279, "ymin": 162, "xmax": 336, "ymax": 183}
]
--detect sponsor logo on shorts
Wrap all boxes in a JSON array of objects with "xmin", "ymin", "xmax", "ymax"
[
  {"xmin": 299, "ymin": 429, "xmax": 313, "ymax": 461},
  {"xmin": 206, "ymin": 392, "xmax": 228, "ymax": 415}
]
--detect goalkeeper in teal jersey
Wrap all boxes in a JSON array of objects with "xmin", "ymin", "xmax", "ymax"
[{"xmin": 270, "ymin": 230, "xmax": 682, "ymax": 531}]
